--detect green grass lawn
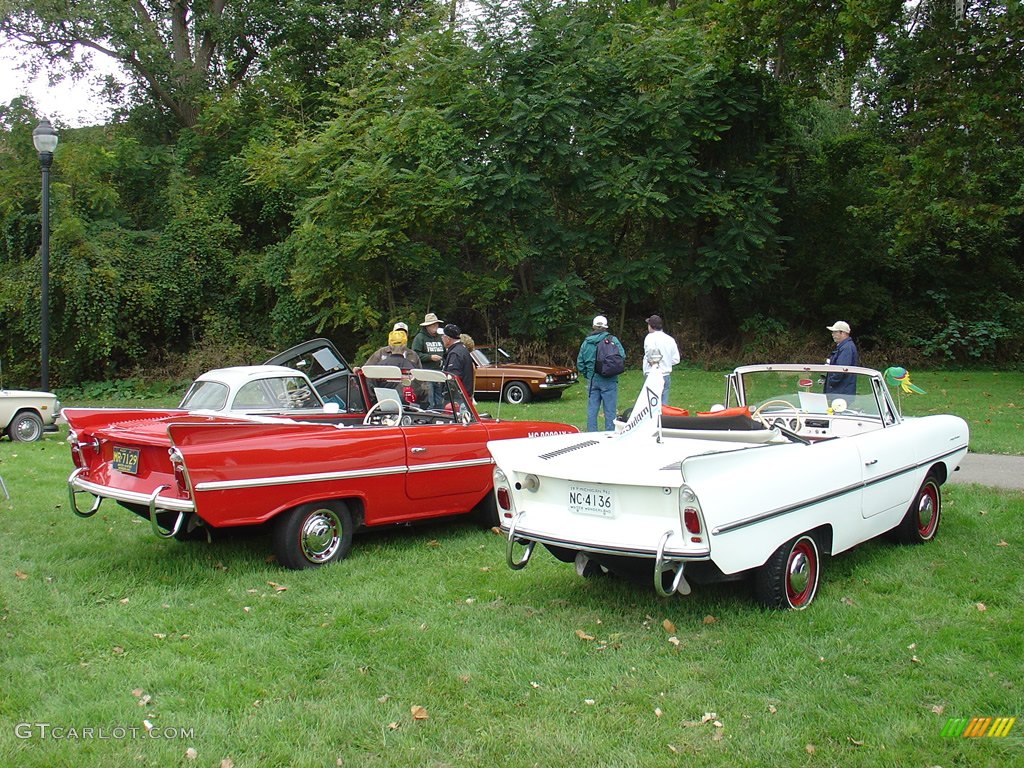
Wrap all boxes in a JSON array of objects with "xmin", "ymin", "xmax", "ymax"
[{"xmin": 1, "ymin": 370, "xmax": 1021, "ymax": 766}]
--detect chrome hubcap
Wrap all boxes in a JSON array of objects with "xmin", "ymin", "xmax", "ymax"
[
  {"xmin": 788, "ymin": 551, "xmax": 810, "ymax": 596},
  {"xmin": 918, "ymin": 493, "xmax": 935, "ymax": 533},
  {"xmin": 300, "ymin": 509, "xmax": 342, "ymax": 563}
]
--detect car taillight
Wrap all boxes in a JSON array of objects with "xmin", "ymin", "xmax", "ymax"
[
  {"xmin": 493, "ymin": 468, "xmax": 513, "ymax": 517},
  {"xmin": 679, "ymin": 486, "xmax": 705, "ymax": 543},
  {"xmin": 683, "ymin": 508, "xmax": 701, "ymax": 534},
  {"xmin": 496, "ymin": 487, "xmax": 511, "ymax": 511},
  {"xmin": 67, "ymin": 430, "xmax": 85, "ymax": 469},
  {"xmin": 169, "ymin": 448, "xmax": 191, "ymax": 498}
]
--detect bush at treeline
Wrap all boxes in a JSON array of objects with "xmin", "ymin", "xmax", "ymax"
[{"xmin": 1, "ymin": 0, "xmax": 1021, "ymax": 387}]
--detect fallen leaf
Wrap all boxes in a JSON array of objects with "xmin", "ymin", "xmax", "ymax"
[
  {"xmin": 575, "ymin": 629, "xmax": 595, "ymax": 641},
  {"xmin": 112, "ymin": 646, "xmax": 125, "ymax": 655},
  {"xmin": 411, "ymin": 705, "xmax": 428, "ymax": 720},
  {"xmin": 911, "ymin": 655, "xmax": 921, "ymax": 664},
  {"xmin": 530, "ymin": 681, "xmax": 541, "ymax": 689},
  {"xmin": 848, "ymin": 737, "xmax": 864, "ymax": 746},
  {"xmin": 712, "ymin": 729, "xmax": 724, "ymax": 742},
  {"xmin": 220, "ymin": 759, "xmax": 234, "ymax": 768},
  {"xmin": 427, "ymin": 539, "xmax": 440, "ymax": 548},
  {"xmin": 668, "ymin": 636, "xmax": 680, "ymax": 647},
  {"xmin": 377, "ymin": 695, "xmax": 390, "ymax": 703},
  {"xmin": 654, "ymin": 707, "xmax": 663, "ymax": 718},
  {"xmin": 153, "ymin": 633, "xmax": 166, "ymax": 640},
  {"xmin": 243, "ymin": 606, "xmax": 251, "ymax": 613},
  {"xmin": 268, "ymin": 581, "xmax": 287, "ymax": 592},
  {"xmin": 138, "ymin": 694, "xmax": 152, "ymax": 707},
  {"xmin": 702, "ymin": 615, "xmax": 717, "ymax": 625},
  {"xmin": 185, "ymin": 747, "xmax": 197, "ymax": 760},
  {"xmin": 668, "ymin": 744, "xmax": 678, "ymax": 753},
  {"xmin": 119, "ymin": 598, "xmax": 130, "ymax": 605},
  {"xmin": 14, "ymin": 570, "xmax": 27, "ymax": 581},
  {"xmin": 932, "ymin": 705, "xmax": 945, "ymax": 715},
  {"xmin": 387, "ymin": 722, "xmax": 400, "ymax": 731},
  {"xmin": 805, "ymin": 744, "xmax": 816, "ymax": 755},
  {"xmin": 701, "ymin": 712, "xmax": 717, "ymax": 724},
  {"xmin": 976, "ymin": 602, "xmax": 987, "ymax": 612},
  {"xmin": 480, "ymin": 567, "xmax": 490, "ymax": 572},
  {"xmin": 907, "ymin": 643, "xmax": 917, "ymax": 650},
  {"xmin": 841, "ymin": 596, "xmax": 854, "ymax": 606},
  {"xmin": 465, "ymin": 598, "xmax": 475, "ymax": 605},
  {"xmin": 143, "ymin": 719, "xmax": 154, "ymax": 733},
  {"xmin": 768, "ymin": 704, "xmax": 777, "ymax": 714},
  {"xmin": 132, "ymin": 688, "xmax": 144, "ymax": 698},
  {"xmin": 584, "ymin": 699, "xmax": 595, "ymax": 705},
  {"xmin": 713, "ymin": 721, "xmax": 723, "ymax": 728},
  {"xmin": 662, "ymin": 619, "xmax": 677, "ymax": 634},
  {"xmin": 997, "ymin": 540, "xmax": 1009, "ymax": 547},
  {"xmin": 459, "ymin": 674, "xmax": 470, "ymax": 683},
  {"xmin": 490, "ymin": 527, "xmax": 501, "ymax": 535}
]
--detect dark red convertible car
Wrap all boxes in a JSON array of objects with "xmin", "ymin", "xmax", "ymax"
[{"xmin": 66, "ymin": 364, "xmax": 577, "ymax": 569}]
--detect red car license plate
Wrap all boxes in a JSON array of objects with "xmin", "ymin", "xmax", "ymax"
[{"xmin": 112, "ymin": 446, "xmax": 140, "ymax": 474}]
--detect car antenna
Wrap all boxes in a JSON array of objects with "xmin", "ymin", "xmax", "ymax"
[{"xmin": 493, "ymin": 337, "xmax": 506, "ymax": 422}]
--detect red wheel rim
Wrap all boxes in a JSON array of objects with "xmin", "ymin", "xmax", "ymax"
[
  {"xmin": 786, "ymin": 538, "xmax": 818, "ymax": 607},
  {"xmin": 917, "ymin": 482, "xmax": 939, "ymax": 539}
]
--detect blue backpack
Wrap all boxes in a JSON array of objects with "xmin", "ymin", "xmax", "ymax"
[{"xmin": 594, "ymin": 336, "xmax": 625, "ymax": 377}]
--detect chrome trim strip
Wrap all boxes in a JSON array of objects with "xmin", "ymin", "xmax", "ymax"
[
  {"xmin": 406, "ymin": 457, "xmax": 493, "ymax": 474},
  {"xmin": 712, "ymin": 444, "xmax": 967, "ymax": 535},
  {"xmin": 195, "ymin": 465, "xmax": 407, "ymax": 492},
  {"xmin": 193, "ymin": 457, "xmax": 493, "ymax": 492},
  {"xmin": 70, "ymin": 475, "xmax": 195, "ymax": 513}
]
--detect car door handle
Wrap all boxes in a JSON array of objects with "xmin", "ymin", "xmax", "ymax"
[
  {"xmin": 411, "ymin": 447, "xmax": 427, "ymax": 454},
  {"xmin": 864, "ymin": 459, "xmax": 878, "ymax": 466}
]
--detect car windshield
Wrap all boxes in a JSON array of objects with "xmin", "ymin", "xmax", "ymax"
[
  {"xmin": 471, "ymin": 349, "xmax": 492, "ymax": 366},
  {"xmin": 179, "ymin": 380, "xmax": 228, "ymax": 410},
  {"xmin": 233, "ymin": 376, "xmax": 320, "ymax": 410},
  {"xmin": 736, "ymin": 369, "xmax": 888, "ymax": 421},
  {"xmin": 362, "ymin": 367, "xmax": 475, "ymax": 422}
]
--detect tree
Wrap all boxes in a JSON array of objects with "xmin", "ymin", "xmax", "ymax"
[{"xmin": 0, "ymin": 0, "xmax": 441, "ymax": 129}]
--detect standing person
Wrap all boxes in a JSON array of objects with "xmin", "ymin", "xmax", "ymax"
[
  {"xmin": 412, "ymin": 312, "xmax": 446, "ymax": 407},
  {"xmin": 576, "ymin": 315, "xmax": 626, "ymax": 432},
  {"xmin": 642, "ymin": 314, "xmax": 680, "ymax": 405},
  {"xmin": 824, "ymin": 320, "xmax": 859, "ymax": 396},
  {"xmin": 441, "ymin": 323, "xmax": 474, "ymax": 396}
]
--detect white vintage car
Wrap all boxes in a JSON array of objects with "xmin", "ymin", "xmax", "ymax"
[
  {"xmin": 1, "ymin": 387, "xmax": 62, "ymax": 442},
  {"xmin": 488, "ymin": 364, "xmax": 969, "ymax": 609}
]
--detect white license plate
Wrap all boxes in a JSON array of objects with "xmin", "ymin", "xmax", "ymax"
[{"xmin": 568, "ymin": 485, "xmax": 614, "ymax": 518}]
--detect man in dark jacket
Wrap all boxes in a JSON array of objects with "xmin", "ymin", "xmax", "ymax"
[
  {"xmin": 824, "ymin": 320, "xmax": 859, "ymax": 396},
  {"xmin": 441, "ymin": 323, "xmax": 474, "ymax": 397},
  {"xmin": 577, "ymin": 315, "xmax": 626, "ymax": 431}
]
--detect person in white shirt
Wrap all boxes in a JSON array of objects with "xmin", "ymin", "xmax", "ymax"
[{"xmin": 642, "ymin": 314, "xmax": 681, "ymax": 404}]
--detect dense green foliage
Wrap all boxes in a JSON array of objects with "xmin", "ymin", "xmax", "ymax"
[{"xmin": 1, "ymin": 0, "xmax": 1022, "ymax": 386}]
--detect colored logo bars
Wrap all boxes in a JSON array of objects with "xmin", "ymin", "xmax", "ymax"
[{"xmin": 941, "ymin": 717, "xmax": 1016, "ymax": 738}]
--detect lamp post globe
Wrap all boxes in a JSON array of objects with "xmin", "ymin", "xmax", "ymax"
[{"xmin": 32, "ymin": 119, "xmax": 58, "ymax": 392}]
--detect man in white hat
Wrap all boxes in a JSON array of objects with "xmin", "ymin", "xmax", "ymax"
[
  {"xmin": 412, "ymin": 312, "xmax": 446, "ymax": 407},
  {"xmin": 576, "ymin": 315, "xmax": 626, "ymax": 432},
  {"xmin": 824, "ymin": 320, "xmax": 859, "ymax": 396}
]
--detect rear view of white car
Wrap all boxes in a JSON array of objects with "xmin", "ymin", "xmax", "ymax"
[{"xmin": 489, "ymin": 365, "xmax": 969, "ymax": 610}]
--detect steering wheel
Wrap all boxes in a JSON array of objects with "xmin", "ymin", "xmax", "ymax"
[
  {"xmin": 752, "ymin": 399, "xmax": 804, "ymax": 433},
  {"xmin": 363, "ymin": 398, "xmax": 404, "ymax": 426}
]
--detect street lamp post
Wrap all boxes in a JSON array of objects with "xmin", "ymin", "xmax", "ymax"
[{"xmin": 32, "ymin": 119, "xmax": 58, "ymax": 392}]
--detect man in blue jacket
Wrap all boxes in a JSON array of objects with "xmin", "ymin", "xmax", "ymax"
[
  {"xmin": 824, "ymin": 320, "xmax": 859, "ymax": 396},
  {"xmin": 577, "ymin": 315, "xmax": 626, "ymax": 431}
]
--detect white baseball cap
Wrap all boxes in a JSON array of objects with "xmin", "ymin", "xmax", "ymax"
[
  {"xmin": 826, "ymin": 321, "xmax": 851, "ymax": 333},
  {"xmin": 392, "ymin": 321, "xmax": 409, "ymax": 333},
  {"xmin": 593, "ymin": 315, "xmax": 608, "ymax": 329}
]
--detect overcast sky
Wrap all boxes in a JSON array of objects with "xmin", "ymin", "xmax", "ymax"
[{"xmin": 1, "ymin": 47, "xmax": 119, "ymax": 128}]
